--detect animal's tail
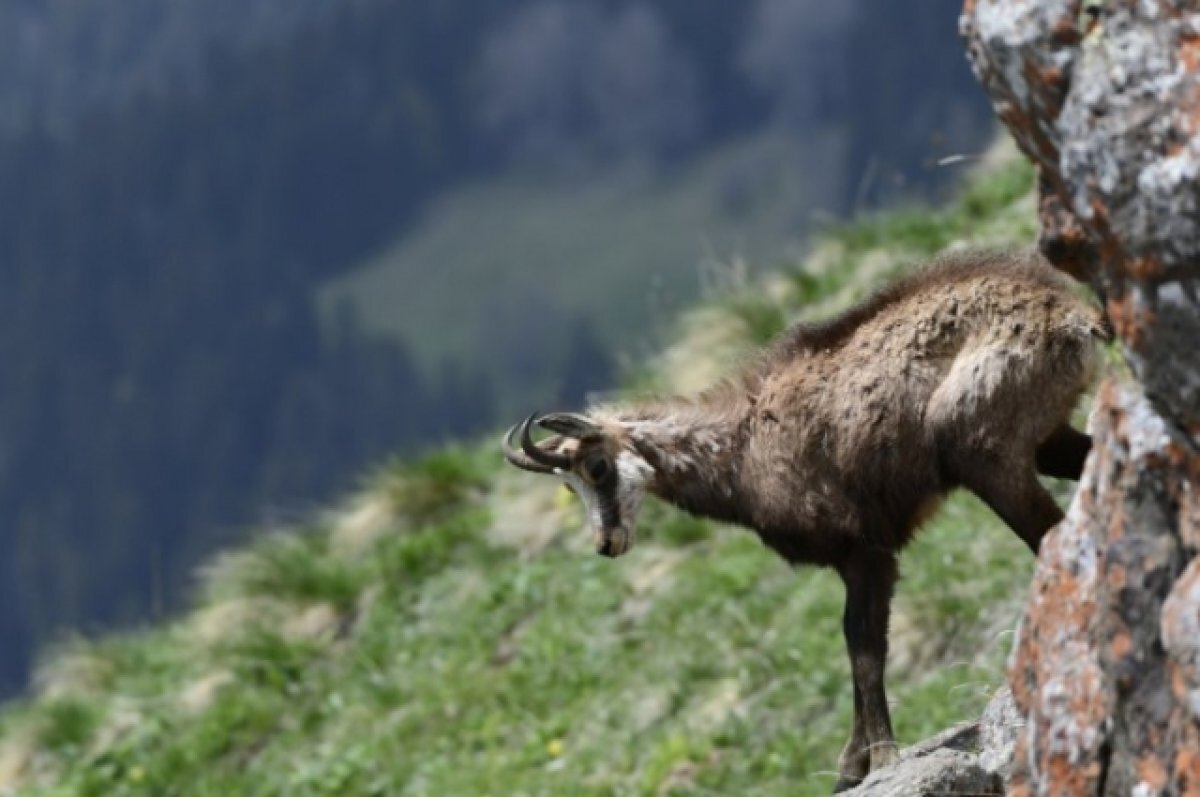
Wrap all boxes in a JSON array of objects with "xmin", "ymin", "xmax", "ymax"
[
  {"xmin": 1051, "ymin": 298, "xmax": 1111, "ymax": 394},
  {"xmin": 1066, "ymin": 300, "xmax": 1114, "ymax": 344}
]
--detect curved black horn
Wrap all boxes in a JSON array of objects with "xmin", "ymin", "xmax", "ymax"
[
  {"xmin": 501, "ymin": 413, "xmax": 571, "ymax": 473},
  {"xmin": 537, "ymin": 412, "xmax": 601, "ymax": 439},
  {"xmin": 502, "ymin": 422, "xmax": 551, "ymax": 473},
  {"xmin": 521, "ymin": 413, "xmax": 572, "ymax": 469}
]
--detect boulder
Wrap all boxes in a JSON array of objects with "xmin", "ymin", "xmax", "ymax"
[{"xmin": 844, "ymin": 687, "xmax": 1019, "ymax": 796}]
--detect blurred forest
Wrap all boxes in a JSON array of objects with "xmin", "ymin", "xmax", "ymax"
[{"xmin": 0, "ymin": 0, "xmax": 991, "ymax": 693}]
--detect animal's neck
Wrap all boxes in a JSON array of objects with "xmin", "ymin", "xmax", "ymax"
[{"xmin": 616, "ymin": 402, "xmax": 750, "ymax": 525}]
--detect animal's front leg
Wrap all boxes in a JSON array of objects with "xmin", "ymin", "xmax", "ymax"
[
  {"xmin": 832, "ymin": 549, "xmax": 899, "ymax": 793},
  {"xmin": 833, "ymin": 680, "xmax": 869, "ymax": 792}
]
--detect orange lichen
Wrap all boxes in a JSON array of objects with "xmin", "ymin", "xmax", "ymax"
[
  {"xmin": 1111, "ymin": 631, "xmax": 1133, "ymax": 660},
  {"xmin": 1171, "ymin": 667, "xmax": 1190, "ymax": 702},
  {"xmin": 966, "ymin": 4, "xmax": 1200, "ymax": 792},
  {"xmin": 1138, "ymin": 754, "xmax": 1169, "ymax": 789},
  {"xmin": 1050, "ymin": 14, "xmax": 1080, "ymax": 45},
  {"xmin": 1176, "ymin": 746, "xmax": 1200, "ymax": 797},
  {"xmin": 1109, "ymin": 563, "xmax": 1128, "ymax": 591},
  {"xmin": 1107, "ymin": 293, "xmax": 1148, "ymax": 348},
  {"xmin": 1129, "ymin": 256, "xmax": 1164, "ymax": 282},
  {"xmin": 1040, "ymin": 65, "xmax": 1063, "ymax": 85},
  {"xmin": 1180, "ymin": 34, "xmax": 1200, "ymax": 74}
]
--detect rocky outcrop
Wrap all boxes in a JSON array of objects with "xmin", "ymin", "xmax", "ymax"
[
  {"xmin": 843, "ymin": 688, "xmax": 1020, "ymax": 797},
  {"xmin": 962, "ymin": 0, "xmax": 1200, "ymax": 438},
  {"xmin": 1005, "ymin": 382, "xmax": 1194, "ymax": 795},
  {"xmin": 961, "ymin": 1, "xmax": 1200, "ymax": 794}
]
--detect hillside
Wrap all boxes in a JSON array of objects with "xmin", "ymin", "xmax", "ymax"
[
  {"xmin": 0, "ymin": 148, "xmax": 1050, "ymax": 796},
  {"xmin": 0, "ymin": 0, "xmax": 993, "ymax": 696}
]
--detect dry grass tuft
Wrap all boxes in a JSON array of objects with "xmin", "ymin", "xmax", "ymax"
[
  {"xmin": 280, "ymin": 602, "xmax": 342, "ymax": 644},
  {"xmin": 32, "ymin": 648, "xmax": 114, "ymax": 703},
  {"xmin": 329, "ymin": 492, "xmax": 398, "ymax": 557},
  {"xmin": 0, "ymin": 730, "xmax": 36, "ymax": 793},
  {"xmin": 487, "ymin": 472, "xmax": 585, "ymax": 555},
  {"xmin": 178, "ymin": 670, "xmax": 234, "ymax": 715},
  {"xmin": 189, "ymin": 597, "xmax": 289, "ymax": 647}
]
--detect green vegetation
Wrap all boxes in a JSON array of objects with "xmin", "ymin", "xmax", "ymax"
[
  {"xmin": 830, "ymin": 155, "xmax": 1037, "ymax": 259},
  {"xmin": 0, "ymin": 0, "xmax": 998, "ymax": 695},
  {"xmin": 0, "ymin": 147, "xmax": 1046, "ymax": 796}
]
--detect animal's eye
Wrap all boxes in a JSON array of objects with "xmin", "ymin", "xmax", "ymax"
[{"xmin": 583, "ymin": 456, "xmax": 611, "ymax": 484}]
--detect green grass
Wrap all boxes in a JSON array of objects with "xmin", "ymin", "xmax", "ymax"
[
  {"xmin": 378, "ymin": 445, "xmax": 493, "ymax": 525},
  {"xmin": 203, "ymin": 532, "xmax": 368, "ymax": 613},
  {"xmin": 1, "ymin": 482, "xmax": 1032, "ymax": 797},
  {"xmin": 0, "ymin": 142, "xmax": 1047, "ymax": 796},
  {"xmin": 828, "ymin": 155, "xmax": 1036, "ymax": 260}
]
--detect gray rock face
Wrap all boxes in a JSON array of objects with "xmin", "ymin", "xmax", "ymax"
[
  {"xmin": 978, "ymin": 684, "xmax": 1021, "ymax": 778},
  {"xmin": 842, "ymin": 688, "xmax": 1018, "ymax": 796},
  {"xmin": 963, "ymin": 0, "xmax": 1200, "ymax": 439},
  {"xmin": 843, "ymin": 747, "xmax": 998, "ymax": 797},
  {"xmin": 961, "ymin": 2, "xmax": 1200, "ymax": 795}
]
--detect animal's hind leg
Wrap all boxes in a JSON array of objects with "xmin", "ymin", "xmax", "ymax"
[
  {"xmin": 1035, "ymin": 425, "xmax": 1092, "ymax": 480},
  {"xmin": 962, "ymin": 463, "xmax": 1064, "ymax": 553}
]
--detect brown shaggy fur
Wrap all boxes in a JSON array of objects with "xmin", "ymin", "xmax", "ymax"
[{"xmin": 508, "ymin": 250, "xmax": 1107, "ymax": 792}]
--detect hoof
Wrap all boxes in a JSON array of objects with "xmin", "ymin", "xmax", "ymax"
[
  {"xmin": 832, "ymin": 774, "xmax": 863, "ymax": 793},
  {"xmin": 870, "ymin": 741, "xmax": 899, "ymax": 771}
]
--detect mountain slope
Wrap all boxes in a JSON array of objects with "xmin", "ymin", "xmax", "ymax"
[
  {"xmin": 0, "ymin": 147, "xmax": 1046, "ymax": 797},
  {"xmin": 0, "ymin": 0, "xmax": 992, "ymax": 696}
]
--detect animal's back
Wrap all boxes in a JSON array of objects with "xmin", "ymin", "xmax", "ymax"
[
  {"xmin": 773, "ymin": 250, "xmax": 1105, "ymax": 358},
  {"xmin": 743, "ymin": 251, "xmax": 1105, "ymax": 554}
]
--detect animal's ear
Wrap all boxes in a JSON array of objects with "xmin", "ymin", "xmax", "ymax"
[{"xmin": 537, "ymin": 413, "xmax": 602, "ymax": 439}]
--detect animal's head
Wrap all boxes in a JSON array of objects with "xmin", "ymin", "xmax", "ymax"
[{"xmin": 502, "ymin": 412, "xmax": 654, "ymax": 557}]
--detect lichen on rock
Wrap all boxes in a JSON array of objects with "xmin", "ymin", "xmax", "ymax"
[{"xmin": 962, "ymin": 1, "xmax": 1200, "ymax": 794}]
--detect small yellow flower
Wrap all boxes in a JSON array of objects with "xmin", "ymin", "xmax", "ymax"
[
  {"xmin": 554, "ymin": 486, "xmax": 575, "ymax": 511},
  {"xmin": 128, "ymin": 765, "xmax": 146, "ymax": 783},
  {"xmin": 546, "ymin": 739, "xmax": 565, "ymax": 758}
]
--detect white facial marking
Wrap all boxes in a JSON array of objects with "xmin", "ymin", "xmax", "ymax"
[
  {"xmin": 559, "ymin": 471, "xmax": 604, "ymax": 532},
  {"xmin": 554, "ymin": 447, "xmax": 656, "ymax": 556},
  {"xmin": 610, "ymin": 449, "xmax": 654, "ymax": 553},
  {"xmin": 615, "ymin": 449, "xmax": 653, "ymax": 518}
]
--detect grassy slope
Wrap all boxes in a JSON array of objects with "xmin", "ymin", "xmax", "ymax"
[{"xmin": 0, "ymin": 147, "xmax": 1045, "ymax": 797}]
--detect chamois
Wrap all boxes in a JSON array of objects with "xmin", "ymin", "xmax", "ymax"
[{"xmin": 502, "ymin": 250, "xmax": 1107, "ymax": 792}]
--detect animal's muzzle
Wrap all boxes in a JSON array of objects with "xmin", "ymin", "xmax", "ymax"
[{"xmin": 594, "ymin": 527, "xmax": 632, "ymax": 558}]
